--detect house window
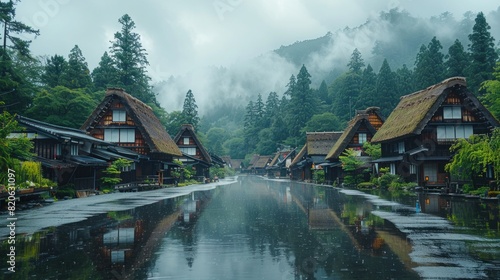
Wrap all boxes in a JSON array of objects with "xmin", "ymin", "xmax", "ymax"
[
  {"xmin": 183, "ymin": 137, "xmax": 190, "ymax": 145},
  {"xmin": 389, "ymin": 163, "xmax": 396, "ymax": 175},
  {"xmin": 121, "ymin": 162, "xmax": 135, "ymax": 172},
  {"xmin": 70, "ymin": 144, "xmax": 78, "ymax": 156},
  {"xmin": 437, "ymin": 125, "xmax": 473, "ymax": 141},
  {"xmin": 398, "ymin": 142, "xmax": 405, "ymax": 154},
  {"xmin": 358, "ymin": 133, "xmax": 367, "ymax": 144},
  {"xmin": 410, "ymin": 164, "xmax": 417, "ymax": 175},
  {"xmin": 180, "ymin": 147, "xmax": 196, "ymax": 155},
  {"xmin": 104, "ymin": 129, "xmax": 135, "ymax": 143},
  {"xmin": 112, "ymin": 110, "xmax": 126, "ymax": 122},
  {"xmin": 443, "ymin": 106, "xmax": 461, "ymax": 119}
]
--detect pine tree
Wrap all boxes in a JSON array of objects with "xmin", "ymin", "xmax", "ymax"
[
  {"xmin": 395, "ymin": 64, "xmax": 414, "ymax": 97},
  {"xmin": 0, "ymin": 0, "xmax": 39, "ymax": 113},
  {"xmin": 181, "ymin": 89, "xmax": 200, "ymax": 128},
  {"xmin": 375, "ymin": 59, "xmax": 398, "ymax": 117},
  {"xmin": 287, "ymin": 65, "xmax": 315, "ymax": 138},
  {"xmin": 355, "ymin": 64, "xmax": 377, "ymax": 111},
  {"xmin": 62, "ymin": 45, "xmax": 92, "ymax": 89},
  {"xmin": 91, "ymin": 51, "xmax": 118, "ymax": 91},
  {"xmin": 110, "ymin": 14, "xmax": 156, "ymax": 104},
  {"xmin": 254, "ymin": 93, "xmax": 265, "ymax": 127},
  {"xmin": 42, "ymin": 55, "xmax": 68, "ymax": 88},
  {"xmin": 0, "ymin": 0, "xmax": 39, "ymax": 58},
  {"xmin": 467, "ymin": 12, "xmax": 498, "ymax": 94},
  {"xmin": 445, "ymin": 39, "xmax": 469, "ymax": 78},
  {"xmin": 263, "ymin": 91, "xmax": 279, "ymax": 127},
  {"xmin": 414, "ymin": 37, "xmax": 445, "ymax": 89},
  {"xmin": 347, "ymin": 48, "xmax": 365, "ymax": 74},
  {"xmin": 317, "ymin": 80, "xmax": 329, "ymax": 105}
]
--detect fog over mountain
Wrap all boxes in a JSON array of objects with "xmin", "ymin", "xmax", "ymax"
[
  {"xmin": 15, "ymin": 1, "xmax": 500, "ymax": 116},
  {"xmin": 154, "ymin": 7, "xmax": 500, "ymax": 115}
]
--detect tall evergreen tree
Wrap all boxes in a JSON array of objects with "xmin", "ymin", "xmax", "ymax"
[
  {"xmin": 395, "ymin": 64, "xmax": 414, "ymax": 97},
  {"xmin": 91, "ymin": 51, "xmax": 118, "ymax": 91},
  {"xmin": 467, "ymin": 12, "xmax": 498, "ymax": 94},
  {"xmin": 347, "ymin": 48, "xmax": 365, "ymax": 74},
  {"xmin": 317, "ymin": 80, "xmax": 329, "ymax": 104},
  {"xmin": 375, "ymin": 59, "xmax": 398, "ymax": 117},
  {"xmin": 254, "ymin": 93, "xmax": 265, "ymax": 126},
  {"xmin": 355, "ymin": 64, "xmax": 377, "ymax": 111},
  {"xmin": 181, "ymin": 89, "xmax": 200, "ymax": 128},
  {"xmin": 287, "ymin": 65, "xmax": 315, "ymax": 138},
  {"xmin": 0, "ymin": 0, "xmax": 39, "ymax": 113},
  {"xmin": 0, "ymin": 0, "xmax": 39, "ymax": 58},
  {"xmin": 413, "ymin": 37, "xmax": 445, "ymax": 89},
  {"xmin": 109, "ymin": 14, "xmax": 156, "ymax": 104},
  {"xmin": 263, "ymin": 91, "xmax": 279, "ymax": 127},
  {"xmin": 445, "ymin": 39, "xmax": 469, "ymax": 78},
  {"xmin": 42, "ymin": 55, "xmax": 68, "ymax": 88},
  {"xmin": 62, "ymin": 45, "xmax": 92, "ymax": 89}
]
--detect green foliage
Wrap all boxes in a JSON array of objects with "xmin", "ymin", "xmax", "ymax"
[
  {"xmin": 467, "ymin": 12, "xmax": 498, "ymax": 94},
  {"xmin": 182, "ymin": 89, "xmax": 200, "ymax": 127},
  {"xmin": 0, "ymin": 110, "xmax": 33, "ymax": 183},
  {"xmin": 378, "ymin": 173, "xmax": 401, "ymax": 189},
  {"xmin": 301, "ymin": 112, "xmax": 342, "ymax": 133},
  {"xmin": 313, "ymin": 170, "xmax": 325, "ymax": 184},
  {"xmin": 19, "ymin": 161, "xmax": 42, "ymax": 186},
  {"xmin": 26, "ymin": 86, "xmax": 97, "ymax": 128},
  {"xmin": 362, "ymin": 142, "xmax": 381, "ymax": 159},
  {"xmin": 339, "ymin": 149, "xmax": 364, "ymax": 172},
  {"xmin": 446, "ymin": 128, "xmax": 500, "ymax": 188},
  {"xmin": 413, "ymin": 37, "xmax": 445, "ymax": 89},
  {"xmin": 480, "ymin": 62, "xmax": 500, "ymax": 121},
  {"xmin": 101, "ymin": 158, "xmax": 132, "ymax": 188}
]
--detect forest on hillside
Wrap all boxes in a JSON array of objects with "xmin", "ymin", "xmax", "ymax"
[{"xmin": 1, "ymin": 1, "xmax": 500, "ymax": 165}]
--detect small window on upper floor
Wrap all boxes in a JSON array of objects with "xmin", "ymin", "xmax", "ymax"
[
  {"xmin": 113, "ymin": 110, "xmax": 126, "ymax": 122},
  {"xmin": 358, "ymin": 133, "xmax": 367, "ymax": 144},
  {"xmin": 443, "ymin": 106, "xmax": 461, "ymax": 119},
  {"xmin": 183, "ymin": 137, "xmax": 190, "ymax": 145}
]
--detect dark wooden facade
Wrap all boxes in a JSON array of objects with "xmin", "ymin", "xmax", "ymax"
[
  {"xmin": 173, "ymin": 124, "xmax": 212, "ymax": 181},
  {"xmin": 14, "ymin": 116, "xmax": 112, "ymax": 190},
  {"xmin": 290, "ymin": 132, "xmax": 342, "ymax": 182},
  {"xmin": 324, "ymin": 107, "xmax": 385, "ymax": 184},
  {"xmin": 371, "ymin": 77, "xmax": 499, "ymax": 188},
  {"xmin": 81, "ymin": 88, "xmax": 182, "ymax": 184}
]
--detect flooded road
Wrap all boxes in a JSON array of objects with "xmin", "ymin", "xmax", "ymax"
[{"xmin": 1, "ymin": 176, "xmax": 499, "ymax": 279}]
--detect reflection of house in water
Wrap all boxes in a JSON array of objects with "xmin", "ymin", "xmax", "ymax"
[
  {"xmin": 178, "ymin": 191, "xmax": 212, "ymax": 226},
  {"xmin": 102, "ymin": 224, "xmax": 137, "ymax": 264},
  {"xmin": 286, "ymin": 184, "xmax": 412, "ymax": 260}
]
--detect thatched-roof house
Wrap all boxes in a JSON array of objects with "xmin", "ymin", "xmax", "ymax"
[
  {"xmin": 371, "ymin": 77, "xmax": 499, "ymax": 188},
  {"xmin": 249, "ymin": 155, "xmax": 273, "ymax": 175},
  {"xmin": 266, "ymin": 148, "xmax": 296, "ymax": 178},
  {"xmin": 81, "ymin": 88, "xmax": 182, "ymax": 184},
  {"xmin": 324, "ymin": 107, "xmax": 384, "ymax": 184},
  {"xmin": 290, "ymin": 132, "xmax": 342, "ymax": 182},
  {"xmin": 173, "ymin": 124, "xmax": 212, "ymax": 181}
]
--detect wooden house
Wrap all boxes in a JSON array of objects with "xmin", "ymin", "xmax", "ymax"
[
  {"xmin": 324, "ymin": 107, "xmax": 385, "ymax": 184},
  {"xmin": 173, "ymin": 124, "xmax": 212, "ymax": 181},
  {"xmin": 13, "ymin": 115, "xmax": 140, "ymax": 190},
  {"xmin": 81, "ymin": 88, "xmax": 182, "ymax": 184},
  {"xmin": 266, "ymin": 148, "xmax": 297, "ymax": 178},
  {"xmin": 371, "ymin": 77, "xmax": 499, "ymax": 188},
  {"xmin": 251, "ymin": 155, "xmax": 273, "ymax": 175},
  {"xmin": 290, "ymin": 132, "xmax": 342, "ymax": 182}
]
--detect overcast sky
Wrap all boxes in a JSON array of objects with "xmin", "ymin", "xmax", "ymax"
[{"xmin": 16, "ymin": 1, "xmax": 500, "ymax": 81}]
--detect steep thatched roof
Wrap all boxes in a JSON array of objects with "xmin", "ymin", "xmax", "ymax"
[
  {"xmin": 81, "ymin": 88, "xmax": 182, "ymax": 157},
  {"xmin": 307, "ymin": 132, "xmax": 343, "ymax": 155},
  {"xmin": 252, "ymin": 156, "xmax": 272, "ymax": 168},
  {"xmin": 371, "ymin": 77, "xmax": 499, "ymax": 143},
  {"xmin": 290, "ymin": 144, "xmax": 307, "ymax": 166},
  {"xmin": 173, "ymin": 124, "xmax": 212, "ymax": 164},
  {"xmin": 325, "ymin": 108, "xmax": 382, "ymax": 160}
]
